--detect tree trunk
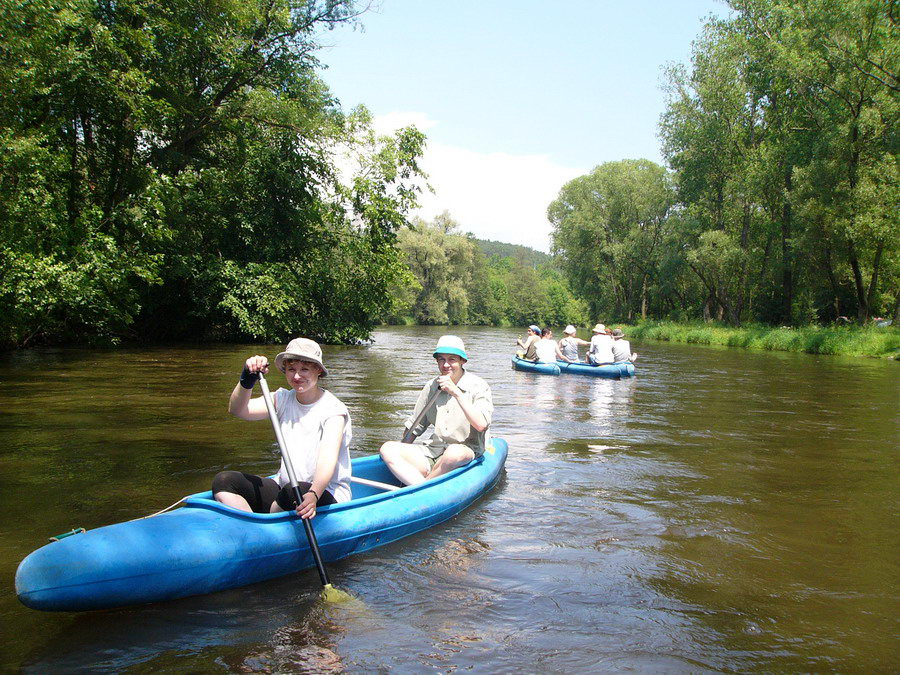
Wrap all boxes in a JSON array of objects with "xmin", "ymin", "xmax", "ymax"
[
  {"xmin": 781, "ymin": 169, "xmax": 793, "ymax": 323},
  {"xmin": 66, "ymin": 118, "xmax": 80, "ymax": 229},
  {"xmin": 846, "ymin": 113, "xmax": 868, "ymax": 322},
  {"xmin": 848, "ymin": 240, "xmax": 869, "ymax": 322},
  {"xmin": 823, "ymin": 243, "xmax": 842, "ymax": 320},
  {"xmin": 865, "ymin": 240, "xmax": 885, "ymax": 316},
  {"xmin": 641, "ymin": 274, "xmax": 648, "ymax": 320}
]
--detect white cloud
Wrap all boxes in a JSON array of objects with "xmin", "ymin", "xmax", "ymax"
[
  {"xmin": 375, "ymin": 113, "xmax": 585, "ymax": 253},
  {"xmin": 372, "ymin": 110, "xmax": 439, "ymax": 134}
]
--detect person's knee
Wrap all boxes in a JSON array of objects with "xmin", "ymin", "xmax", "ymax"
[
  {"xmin": 442, "ymin": 445, "xmax": 475, "ymax": 466},
  {"xmin": 380, "ymin": 441, "xmax": 404, "ymax": 462},
  {"xmin": 212, "ymin": 470, "xmax": 242, "ymax": 494},
  {"xmin": 275, "ymin": 485, "xmax": 297, "ymax": 512}
]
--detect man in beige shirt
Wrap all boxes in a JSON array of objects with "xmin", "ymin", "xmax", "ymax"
[{"xmin": 380, "ymin": 335, "xmax": 494, "ymax": 486}]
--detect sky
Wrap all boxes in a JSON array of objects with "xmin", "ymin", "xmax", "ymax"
[{"xmin": 316, "ymin": 0, "xmax": 727, "ymax": 251}]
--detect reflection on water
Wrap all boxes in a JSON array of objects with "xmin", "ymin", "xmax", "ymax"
[{"xmin": 1, "ymin": 326, "xmax": 897, "ymax": 671}]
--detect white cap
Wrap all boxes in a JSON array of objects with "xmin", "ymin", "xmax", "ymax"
[{"xmin": 564, "ymin": 325, "xmax": 577, "ymax": 335}]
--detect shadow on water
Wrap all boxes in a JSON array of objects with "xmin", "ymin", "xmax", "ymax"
[{"xmin": 2, "ymin": 327, "xmax": 898, "ymax": 671}]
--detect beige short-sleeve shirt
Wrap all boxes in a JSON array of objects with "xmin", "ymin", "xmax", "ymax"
[{"xmin": 405, "ymin": 370, "xmax": 494, "ymax": 458}]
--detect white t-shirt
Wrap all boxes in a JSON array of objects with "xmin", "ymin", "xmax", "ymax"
[
  {"xmin": 589, "ymin": 334, "xmax": 615, "ymax": 364},
  {"xmin": 274, "ymin": 388, "xmax": 352, "ymax": 502},
  {"xmin": 535, "ymin": 338, "xmax": 558, "ymax": 363}
]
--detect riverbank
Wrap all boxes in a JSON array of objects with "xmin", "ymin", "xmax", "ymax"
[{"xmin": 621, "ymin": 321, "xmax": 900, "ymax": 359}]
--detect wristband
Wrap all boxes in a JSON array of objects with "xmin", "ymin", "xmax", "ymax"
[
  {"xmin": 307, "ymin": 488, "xmax": 319, "ymax": 501},
  {"xmin": 239, "ymin": 366, "xmax": 259, "ymax": 390}
]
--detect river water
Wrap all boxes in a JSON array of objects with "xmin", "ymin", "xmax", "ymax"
[{"xmin": 0, "ymin": 326, "xmax": 896, "ymax": 672}]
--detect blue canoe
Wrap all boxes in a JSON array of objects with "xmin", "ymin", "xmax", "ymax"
[
  {"xmin": 511, "ymin": 356, "xmax": 560, "ymax": 375},
  {"xmin": 16, "ymin": 439, "xmax": 508, "ymax": 612},
  {"xmin": 556, "ymin": 360, "xmax": 635, "ymax": 379}
]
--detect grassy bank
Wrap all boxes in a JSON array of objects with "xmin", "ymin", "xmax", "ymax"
[{"xmin": 622, "ymin": 321, "xmax": 900, "ymax": 359}]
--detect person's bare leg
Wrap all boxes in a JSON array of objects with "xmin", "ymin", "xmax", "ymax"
[
  {"xmin": 380, "ymin": 441, "xmax": 431, "ymax": 486},
  {"xmin": 214, "ymin": 491, "xmax": 253, "ymax": 512},
  {"xmin": 426, "ymin": 444, "xmax": 475, "ymax": 480}
]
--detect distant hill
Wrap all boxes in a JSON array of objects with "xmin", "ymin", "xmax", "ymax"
[{"xmin": 472, "ymin": 237, "xmax": 552, "ymax": 267}]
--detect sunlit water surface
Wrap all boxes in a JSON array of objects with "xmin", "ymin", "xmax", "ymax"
[{"xmin": 1, "ymin": 326, "xmax": 897, "ymax": 671}]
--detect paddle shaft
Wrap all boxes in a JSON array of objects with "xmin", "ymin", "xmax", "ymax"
[
  {"xmin": 401, "ymin": 387, "xmax": 442, "ymax": 443},
  {"xmin": 257, "ymin": 372, "xmax": 331, "ymax": 588},
  {"xmin": 351, "ymin": 475, "xmax": 400, "ymax": 492}
]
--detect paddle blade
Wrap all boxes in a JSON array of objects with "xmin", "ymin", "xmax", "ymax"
[{"xmin": 321, "ymin": 583, "xmax": 356, "ymax": 604}]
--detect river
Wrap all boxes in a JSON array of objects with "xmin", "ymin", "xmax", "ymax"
[{"xmin": 0, "ymin": 326, "xmax": 896, "ymax": 671}]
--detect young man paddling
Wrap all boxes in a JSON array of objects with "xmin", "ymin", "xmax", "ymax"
[
  {"xmin": 380, "ymin": 336, "xmax": 493, "ymax": 486},
  {"xmin": 212, "ymin": 338, "xmax": 352, "ymax": 519},
  {"xmin": 516, "ymin": 324, "xmax": 541, "ymax": 361}
]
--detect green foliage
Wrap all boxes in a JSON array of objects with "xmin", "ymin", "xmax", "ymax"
[
  {"xmin": 0, "ymin": 0, "xmax": 425, "ymax": 348},
  {"xmin": 549, "ymin": 1, "xmax": 897, "ymax": 332},
  {"xmin": 473, "ymin": 238, "xmax": 551, "ymax": 267},
  {"xmin": 383, "ymin": 213, "xmax": 588, "ymax": 329},
  {"xmin": 548, "ymin": 159, "xmax": 676, "ymax": 322},
  {"xmin": 657, "ymin": 0, "xmax": 898, "ymax": 326},
  {"xmin": 627, "ymin": 321, "xmax": 900, "ymax": 358},
  {"xmin": 385, "ymin": 213, "xmax": 476, "ymax": 325}
]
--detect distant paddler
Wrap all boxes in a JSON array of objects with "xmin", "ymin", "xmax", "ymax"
[
  {"xmin": 516, "ymin": 324, "xmax": 541, "ymax": 360},
  {"xmin": 587, "ymin": 323, "xmax": 615, "ymax": 366},
  {"xmin": 611, "ymin": 328, "xmax": 637, "ymax": 362},
  {"xmin": 380, "ymin": 335, "xmax": 494, "ymax": 486},
  {"xmin": 535, "ymin": 327, "xmax": 559, "ymax": 363},
  {"xmin": 557, "ymin": 324, "xmax": 590, "ymax": 362}
]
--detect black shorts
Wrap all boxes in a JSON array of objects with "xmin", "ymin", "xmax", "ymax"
[{"xmin": 211, "ymin": 471, "xmax": 337, "ymax": 513}]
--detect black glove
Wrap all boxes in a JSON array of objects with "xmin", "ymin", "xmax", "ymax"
[{"xmin": 239, "ymin": 366, "xmax": 260, "ymax": 390}]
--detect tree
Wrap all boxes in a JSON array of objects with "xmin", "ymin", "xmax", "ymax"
[
  {"xmin": 390, "ymin": 213, "xmax": 478, "ymax": 325},
  {"xmin": 737, "ymin": 0, "xmax": 899, "ymax": 322},
  {"xmin": 548, "ymin": 159, "xmax": 675, "ymax": 322},
  {"xmin": 0, "ymin": 0, "xmax": 427, "ymax": 347},
  {"xmin": 657, "ymin": 0, "xmax": 898, "ymax": 325}
]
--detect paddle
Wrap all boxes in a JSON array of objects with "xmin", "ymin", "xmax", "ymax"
[
  {"xmin": 401, "ymin": 386, "xmax": 442, "ymax": 443},
  {"xmin": 256, "ymin": 371, "xmax": 352, "ymax": 603}
]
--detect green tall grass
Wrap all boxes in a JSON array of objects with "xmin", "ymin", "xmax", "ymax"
[{"xmin": 622, "ymin": 321, "xmax": 900, "ymax": 358}]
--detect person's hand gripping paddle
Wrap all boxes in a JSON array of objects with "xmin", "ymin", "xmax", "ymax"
[
  {"xmin": 257, "ymin": 371, "xmax": 353, "ymax": 603},
  {"xmin": 401, "ymin": 387, "xmax": 441, "ymax": 443}
]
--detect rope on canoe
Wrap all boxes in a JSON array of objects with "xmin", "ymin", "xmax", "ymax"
[
  {"xmin": 125, "ymin": 497, "xmax": 186, "ymax": 522},
  {"xmin": 46, "ymin": 498, "xmax": 186, "ymax": 541}
]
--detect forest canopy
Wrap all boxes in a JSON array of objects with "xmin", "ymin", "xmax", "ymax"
[
  {"xmin": 382, "ymin": 213, "xmax": 589, "ymax": 329},
  {"xmin": 1, "ymin": 0, "xmax": 896, "ymax": 349},
  {"xmin": 0, "ymin": 0, "xmax": 425, "ymax": 348},
  {"xmin": 551, "ymin": 0, "xmax": 897, "ymax": 327}
]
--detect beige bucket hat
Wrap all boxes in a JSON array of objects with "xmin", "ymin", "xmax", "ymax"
[
  {"xmin": 592, "ymin": 323, "xmax": 606, "ymax": 334},
  {"xmin": 274, "ymin": 337, "xmax": 328, "ymax": 376}
]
